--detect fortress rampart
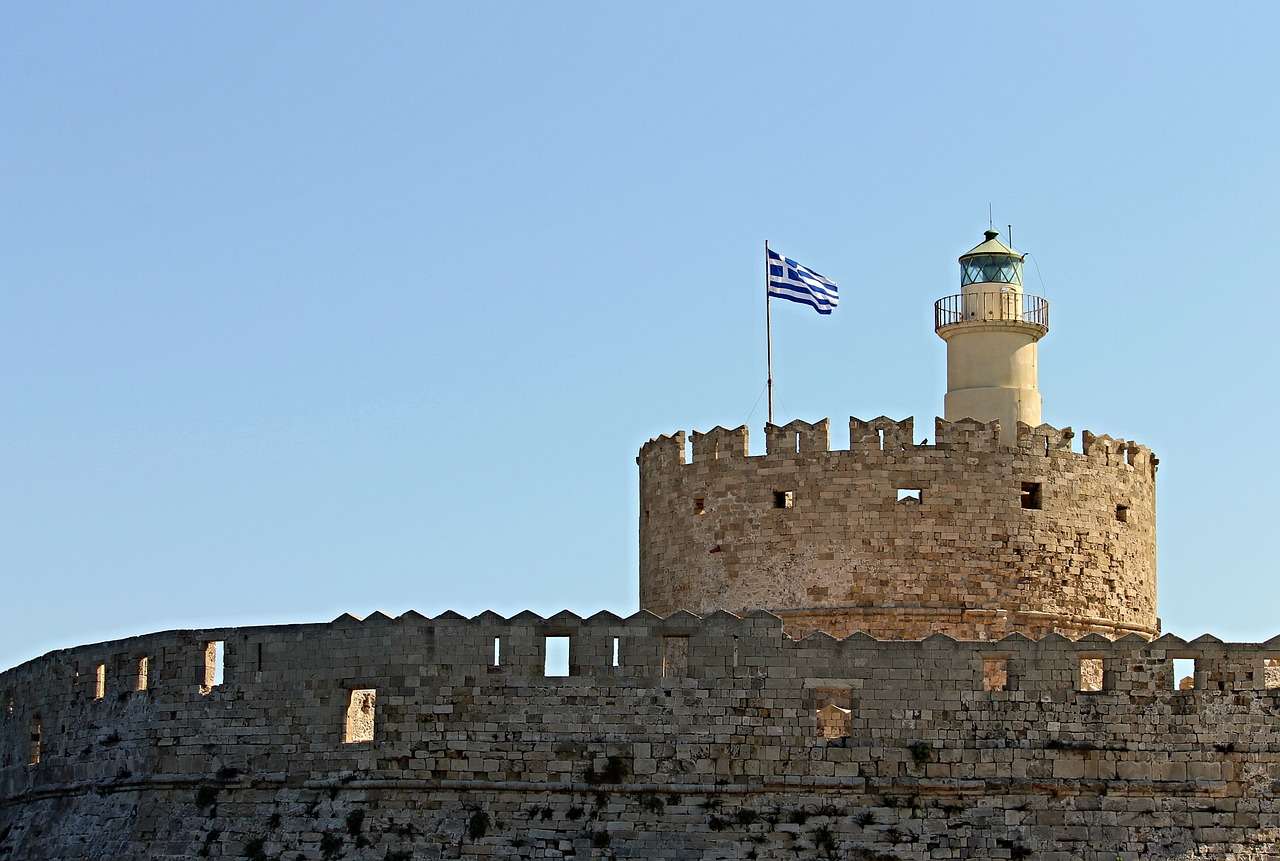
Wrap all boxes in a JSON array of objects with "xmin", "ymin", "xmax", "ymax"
[
  {"xmin": 2, "ymin": 611, "xmax": 1278, "ymax": 859},
  {"xmin": 639, "ymin": 417, "xmax": 1159, "ymax": 641}
]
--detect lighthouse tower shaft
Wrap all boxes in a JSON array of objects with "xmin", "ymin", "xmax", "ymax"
[{"xmin": 934, "ymin": 230, "xmax": 1049, "ymax": 444}]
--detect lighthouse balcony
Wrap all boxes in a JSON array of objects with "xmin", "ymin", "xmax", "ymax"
[{"xmin": 934, "ymin": 291, "xmax": 1049, "ymax": 336}]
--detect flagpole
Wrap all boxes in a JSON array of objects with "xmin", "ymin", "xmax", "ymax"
[{"xmin": 764, "ymin": 239, "xmax": 774, "ymax": 425}]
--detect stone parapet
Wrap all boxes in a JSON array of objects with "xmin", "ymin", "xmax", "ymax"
[
  {"xmin": 640, "ymin": 416, "xmax": 1159, "ymax": 640},
  {"xmin": 0, "ymin": 611, "xmax": 1277, "ymax": 859}
]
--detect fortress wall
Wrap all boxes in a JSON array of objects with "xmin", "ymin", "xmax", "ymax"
[
  {"xmin": 639, "ymin": 417, "xmax": 1159, "ymax": 640},
  {"xmin": 1, "ymin": 612, "xmax": 1278, "ymax": 859}
]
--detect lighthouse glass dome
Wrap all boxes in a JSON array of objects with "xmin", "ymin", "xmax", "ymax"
[{"xmin": 960, "ymin": 255, "xmax": 1022, "ymax": 287}]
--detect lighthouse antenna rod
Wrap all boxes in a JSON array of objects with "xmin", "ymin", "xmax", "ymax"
[{"xmin": 765, "ymin": 239, "xmax": 774, "ymax": 425}]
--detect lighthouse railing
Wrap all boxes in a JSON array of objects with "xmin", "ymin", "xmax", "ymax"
[{"xmin": 934, "ymin": 292, "xmax": 1049, "ymax": 335}]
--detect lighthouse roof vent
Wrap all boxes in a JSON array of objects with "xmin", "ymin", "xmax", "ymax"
[{"xmin": 959, "ymin": 229, "xmax": 1023, "ymax": 262}]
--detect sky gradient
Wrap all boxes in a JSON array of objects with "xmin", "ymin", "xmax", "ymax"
[{"xmin": 3, "ymin": 3, "xmax": 1279, "ymax": 670}]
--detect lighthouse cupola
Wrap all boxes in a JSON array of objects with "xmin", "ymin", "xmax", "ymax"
[{"xmin": 934, "ymin": 228, "xmax": 1049, "ymax": 444}]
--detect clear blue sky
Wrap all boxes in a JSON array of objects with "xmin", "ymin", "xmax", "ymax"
[{"xmin": 4, "ymin": 4, "xmax": 1278, "ymax": 670}]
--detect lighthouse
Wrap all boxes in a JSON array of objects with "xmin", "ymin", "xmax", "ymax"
[{"xmin": 934, "ymin": 229, "xmax": 1049, "ymax": 444}]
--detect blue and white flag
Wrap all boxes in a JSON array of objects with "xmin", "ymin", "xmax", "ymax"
[{"xmin": 767, "ymin": 248, "xmax": 839, "ymax": 315}]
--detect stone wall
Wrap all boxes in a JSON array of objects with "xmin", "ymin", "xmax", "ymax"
[
  {"xmin": 639, "ymin": 417, "xmax": 1159, "ymax": 640},
  {"xmin": 2, "ymin": 610, "xmax": 1278, "ymax": 860}
]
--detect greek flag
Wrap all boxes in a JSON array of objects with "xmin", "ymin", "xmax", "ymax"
[{"xmin": 767, "ymin": 248, "xmax": 839, "ymax": 315}]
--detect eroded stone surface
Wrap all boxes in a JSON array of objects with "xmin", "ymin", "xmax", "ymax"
[
  {"xmin": 1, "ymin": 612, "xmax": 1277, "ymax": 859},
  {"xmin": 640, "ymin": 417, "xmax": 1158, "ymax": 640}
]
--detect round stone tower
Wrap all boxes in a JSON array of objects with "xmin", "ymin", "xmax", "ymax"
[
  {"xmin": 638, "ymin": 227, "xmax": 1158, "ymax": 642},
  {"xmin": 936, "ymin": 229, "xmax": 1048, "ymax": 446}
]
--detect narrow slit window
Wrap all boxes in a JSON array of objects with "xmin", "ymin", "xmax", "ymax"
[
  {"xmin": 136, "ymin": 657, "xmax": 149, "ymax": 692},
  {"xmin": 1264, "ymin": 658, "xmax": 1279, "ymax": 690},
  {"xmin": 1115, "ymin": 504, "xmax": 1129, "ymax": 523},
  {"xmin": 343, "ymin": 689, "xmax": 376, "ymax": 743},
  {"xmin": 876, "ymin": 428, "xmax": 885, "ymax": 450},
  {"xmin": 661, "ymin": 636, "xmax": 689, "ymax": 678},
  {"xmin": 611, "ymin": 637, "xmax": 621, "ymax": 668},
  {"xmin": 1020, "ymin": 482, "xmax": 1042, "ymax": 510},
  {"xmin": 544, "ymin": 636, "xmax": 570, "ymax": 677},
  {"xmin": 896, "ymin": 488, "xmax": 923, "ymax": 505},
  {"xmin": 29, "ymin": 717, "xmax": 42, "ymax": 765},
  {"xmin": 773, "ymin": 490, "xmax": 794, "ymax": 510},
  {"xmin": 202, "ymin": 641, "xmax": 225, "ymax": 693},
  {"xmin": 983, "ymin": 658, "xmax": 1009, "ymax": 692},
  {"xmin": 256, "ymin": 642, "xmax": 264, "ymax": 673},
  {"xmin": 492, "ymin": 636, "xmax": 502, "ymax": 667},
  {"xmin": 732, "ymin": 636, "xmax": 739, "ymax": 668},
  {"xmin": 1078, "ymin": 657, "xmax": 1104, "ymax": 692},
  {"xmin": 1173, "ymin": 658, "xmax": 1196, "ymax": 691},
  {"xmin": 693, "ymin": 497, "xmax": 705, "ymax": 516},
  {"xmin": 94, "ymin": 663, "xmax": 106, "ymax": 700}
]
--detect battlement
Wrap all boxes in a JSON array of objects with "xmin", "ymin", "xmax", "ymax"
[
  {"xmin": 765, "ymin": 418, "xmax": 831, "ymax": 454},
  {"xmin": 639, "ymin": 415, "xmax": 1160, "ymax": 642},
  {"xmin": 642, "ymin": 416, "xmax": 1155, "ymax": 472},
  {"xmin": 3, "ymin": 611, "xmax": 1277, "ymax": 859},
  {"xmin": 2, "ymin": 610, "xmax": 1276, "ymax": 749}
]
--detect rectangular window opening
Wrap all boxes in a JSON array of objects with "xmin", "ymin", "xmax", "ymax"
[
  {"xmin": 29, "ymin": 717, "xmax": 42, "ymax": 765},
  {"xmin": 773, "ymin": 490, "xmax": 794, "ymax": 510},
  {"xmin": 1173, "ymin": 658, "xmax": 1196, "ymax": 691},
  {"xmin": 876, "ymin": 428, "xmax": 885, "ymax": 450},
  {"xmin": 983, "ymin": 657, "xmax": 1009, "ymax": 692},
  {"xmin": 343, "ymin": 689, "xmax": 376, "ymax": 743},
  {"xmin": 255, "ymin": 642, "xmax": 264, "ymax": 673},
  {"xmin": 544, "ymin": 636, "xmax": 570, "ymax": 677},
  {"xmin": 611, "ymin": 636, "xmax": 621, "ymax": 668},
  {"xmin": 794, "ymin": 433, "xmax": 801, "ymax": 454},
  {"xmin": 813, "ymin": 688, "xmax": 852, "ymax": 740},
  {"xmin": 662, "ymin": 636, "xmax": 690, "ymax": 679},
  {"xmin": 1078, "ymin": 657, "xmax": 1104, "ymax": 692},
  {"xmin": 492, "ymin": 636, "xmax": 502, "ymax": 667},
  {"xmin": 1264, "ymin": 658, "xmax": 1279, "ymax": 690},
  {"xmin": 1115, "ymin": 504, "xmax": 1129, "ymax": 523},
  {"xmin": 202, "ymin": 641, "xmax": 225, "ymax": 693},
  {"xmin": 693, "ymin": 497, "xmax": 705, "ymax": 516},
  {"xmin": 896, "ymin": 488, "xmax": 923, "ymax": 505},
  {"xmin": 1020, "ymin": 482, "xmax": 1043, "ymax": 510},
  {"xmin": 732, "ymin": 635, "xmax": 739, "ymax": 669},
  {"xmin": 136, "ymin": 657, "xmax": 149, "ymax": 692},
  {"xmin": 94, "ymin": 663, "xmax": 106, "ymax": 700}
]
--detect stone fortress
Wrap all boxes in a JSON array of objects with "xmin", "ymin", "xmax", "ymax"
[{"xmin": 1, "ymin": 229, "xmax": 1277, "ymax": 860}]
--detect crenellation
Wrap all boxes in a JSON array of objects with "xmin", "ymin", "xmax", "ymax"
[
  {"xmin": 765, "ymin": 417, "xmax": 830, "ymax": 455},
  {"xmin": 4, "ymin": 609, "xmax": 1274, "ymax": 857},
  {"xmin": 1080, "ymin": 429, "xmax": 1154, "ymax": 472},
  {"xmin": 640, "ymin": 417, "xmax": 1160, "ymax": 642},
  {"xmin": 637, "ymin": 430, "xmax": 686, "ymax": 468},
  {"xmin": 6, "ymin": 614, "xmax": 1279, "ymax": 719},
  {"xmin": 1016, "ymin": 420, "xmax": 1075, "ymax": 454},
  {"xmin": 690, "ymin": 425, "xmax": 749, "ymax": 462},
  {"xmin": 933, "ymin": 416, "xmax": 1001, "ymax": 451},
  {"xmin": 849, "ymin": 415, "xmax": 914, "ymax": 450}
]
